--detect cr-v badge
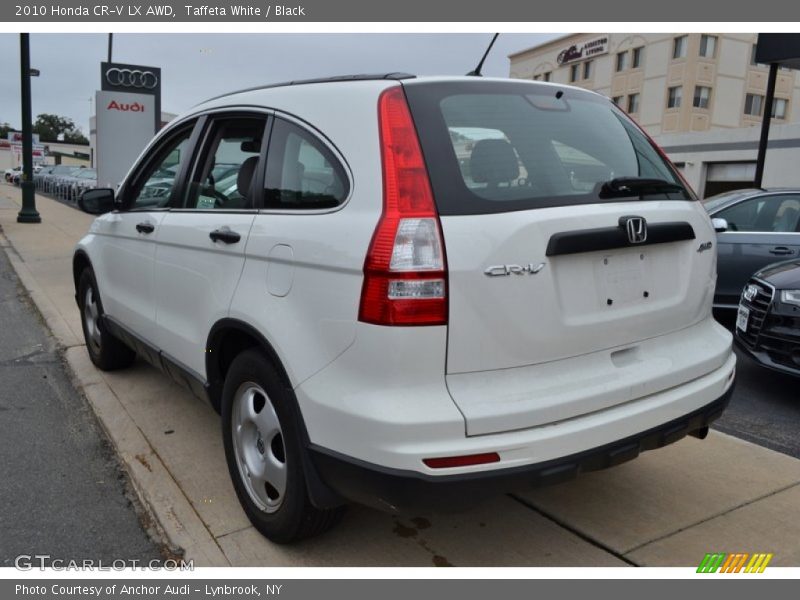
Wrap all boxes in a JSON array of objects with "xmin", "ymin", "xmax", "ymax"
[{"xmin": 484, "ymin": 262, "xmax": 546, "ymax": 277}]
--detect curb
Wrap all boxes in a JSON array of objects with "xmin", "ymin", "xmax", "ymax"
[{"xmin": 0, "ymin": 227, "xmax": 230, "ymax": 567}]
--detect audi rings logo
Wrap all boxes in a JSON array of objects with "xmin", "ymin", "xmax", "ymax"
[{"xmin": 105, "ymin": 68, "xmax": 158, "ymax": 89}]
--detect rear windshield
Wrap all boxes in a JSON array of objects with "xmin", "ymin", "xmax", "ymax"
[{"xmin": 404, "ymin": 81, "xmax": 693, "ymax": 215}]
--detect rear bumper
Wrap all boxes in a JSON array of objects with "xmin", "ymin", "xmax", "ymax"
[
  {"xmin": 297, "ymin": 321, "xmax": 735, "ymax": 475},
  {"xmin": 309, "ymin": 383, "xmax": 734, "ymax": 513}
]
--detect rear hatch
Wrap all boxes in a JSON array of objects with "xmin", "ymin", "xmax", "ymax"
[{"xmin": 404, "ymin": 79, "xmax": 718, "ymax": 435}]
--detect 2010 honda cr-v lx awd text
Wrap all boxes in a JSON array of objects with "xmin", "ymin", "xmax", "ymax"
[{"xmin": 74, "ymin": 74, "xmax": 736, "ymax": 543}]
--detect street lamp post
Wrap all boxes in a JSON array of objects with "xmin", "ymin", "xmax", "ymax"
[{"xmin": 17, "ymin": 33, "xmax": 41, "ymax": 224}]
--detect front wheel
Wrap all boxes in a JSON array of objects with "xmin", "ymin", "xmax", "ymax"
[{"xmin": 221, "ymin": 349, "xmax": 343, "ymax": 543}]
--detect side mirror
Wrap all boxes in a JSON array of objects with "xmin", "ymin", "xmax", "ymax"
[
  {"xmin": 711, "ymin": 217, "xmax": 729, "ymax": 233},
  {"xmin": 78, "ymin": 188, "xmax": 116, "ymax": 215}
]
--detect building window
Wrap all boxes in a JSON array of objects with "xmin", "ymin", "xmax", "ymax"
[
  {"xmin": 744, "ymin": 93, "xmax": 764, "ymax": 116},
  {"xmin": 583, "ymin": 60, "xmax": 593, "ymax": 80},
  {"xmin": 667, "ymin": 86, "xmax": 683, "ymax": 109},
  {"xmin": 673, "ymin": 35, "xmax": 688, "ymax": 59},
  {"xmin": 612, "ymin": 96, "xmax": 623, "ymax": 106},
  {"xmin": 616, "ymin": 51, "xmax": 628, "ymax": 72},
  {"xmin": 750, "ymin": 44, "xmax": 759, "ymax": 66},
  {"xmin": 570, "ymin": 64, "xmax": 579, "ymax": 82},
  {"xmin": 627, "ymin": 93, "xmax": 640, "ymax": 114},
  {"xmin": 699, "ymin": 35, "xmax": 717, "ymax": 58},
  {"xmin": 693, "ymin": 86, "xmax": 712, "ymax": 109},
  {"xmin": 772, "ymin": 98, "xmax": 788, "ymax": 119},
  {"xmin": 632, "ymin": 47, "xmax": 644, "ymax": 68}
]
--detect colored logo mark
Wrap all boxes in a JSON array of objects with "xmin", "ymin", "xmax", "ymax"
[{"xmin": 697, "ymin": 552, "xmax": 773, "ymax": 573}]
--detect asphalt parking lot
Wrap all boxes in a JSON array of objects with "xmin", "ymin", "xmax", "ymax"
[
  {"xmin": 2, "ymin": 184, "xmax": 799, "ymax": 567},
  {"xmin": 714, "ymin": 345, "xmax": 800, "ymax": 459}
]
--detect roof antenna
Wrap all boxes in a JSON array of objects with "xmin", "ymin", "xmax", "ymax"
[{"xmin": 467, "ymin": 33, "xmax": 500, "ymax": 76}]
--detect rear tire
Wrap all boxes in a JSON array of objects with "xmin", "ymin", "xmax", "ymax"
[
  {"xmin": 78, "ymin": 268, "xmax": 136, "ymax": 371},
  {"xmin": 221, "ymin": 349, "xmax": 344, "ymax": 543}
]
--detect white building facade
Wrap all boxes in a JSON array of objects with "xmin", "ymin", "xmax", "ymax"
[{"xmin": 509, "ymin": 33, "xmax": 800, "ymax": 196}]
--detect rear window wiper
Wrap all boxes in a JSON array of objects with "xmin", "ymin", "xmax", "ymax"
[{"xmin": 598, "ymin": 177, "xmax": 686, "ymax": 199}]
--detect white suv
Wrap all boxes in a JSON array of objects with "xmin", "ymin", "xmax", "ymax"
[{"xmin": 74, "ymin": 75, "xmax": 736, "ymax": 543}]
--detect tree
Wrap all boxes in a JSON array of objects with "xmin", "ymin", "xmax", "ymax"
[
  {"xmin": 0, "ymin": 122, "xmax": 13, "ymax": 138},
  {"xmin": 63, "ymin": 129, "xmax": 89, "ymax": 145},
  {"xmin": 32, "ymin": 113, "xmax": 88, "ymax": 144}
]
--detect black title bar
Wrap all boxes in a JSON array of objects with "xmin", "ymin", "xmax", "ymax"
[{"xmin": 4, "ymin": 0, "xmax": 800, "ymax": 22}]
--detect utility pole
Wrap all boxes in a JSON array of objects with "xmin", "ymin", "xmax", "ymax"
[
  {"xmin": 754, "ymin": 62, "xmax": 778, "ymax": 189},
  {"xmin": 17, "ymin": 33, "xmax": 41, "ymax": 224}
]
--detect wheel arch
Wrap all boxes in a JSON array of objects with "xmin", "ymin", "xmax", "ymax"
[
  {"xmin": 72, "ymin": 250, "xmax": 93, "ymax": 305},
  {"xmin": 206, "ymin": 318, "xmax": 344, "ymax": 509},
  {"xmin": 205, "ymin": 318, "xmax": 293, "ymax": 414}
]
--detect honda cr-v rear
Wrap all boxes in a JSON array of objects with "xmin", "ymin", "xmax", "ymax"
[{"xmin": 74, "ymin": 75, "xmax": 735, "ymax": 543}]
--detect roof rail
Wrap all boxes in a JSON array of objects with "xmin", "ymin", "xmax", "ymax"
[{"xmin": 201, "ymin": 73, "xmax": 416, "ymax": 104}]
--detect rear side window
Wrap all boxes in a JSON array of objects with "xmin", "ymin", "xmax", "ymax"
[
  {"xmin": 263, "ymin": 118, "xmax": 348, "ymax": 210},
  {"xmin": 404, "ymin": 81, "xmax": 692, "ymax": 215}
]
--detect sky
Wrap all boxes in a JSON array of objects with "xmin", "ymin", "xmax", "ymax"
[{"xmin": 0, "ymin": 33, "xmax": 562, "ymax": 134}]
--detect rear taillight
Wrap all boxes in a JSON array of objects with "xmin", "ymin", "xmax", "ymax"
[{"xmin": 358, "ymin": 86, "xmax": 448, "ymax": 326}]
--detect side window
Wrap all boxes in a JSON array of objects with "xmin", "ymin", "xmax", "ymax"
[
  {"xmin": 716, "ymin": 197, "xmax": 768, "ymax": 231},
  {"xmin": 184, "ymin": 116, "xmax": 267, "ymax": 210},
  {"xmin": 264, "ymin": 118, "xmax": 348, "ymax": 210},
  {"xmin": 715, "ymin": 195, "xmax": 800, "ymax": 232},
  {"xmin": 128, "ymin": 127, "xmax": 193, "ymax": 210},
  {"xmin": 770, "ymin": 196, "xmax": 800, "ymax": 232}
]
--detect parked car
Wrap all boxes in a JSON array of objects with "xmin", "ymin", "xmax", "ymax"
[
  {"xmin": 4, "ymin": 166, "xmax": 21, "ymax": 182},
  {"xmin": 73, "ymin": 75, "xmax": 735, "ymax": 542},
  {"xmin": 34, "ymin": 165, "xmax": 55, "ymax": 189},
  {"xmin": 704, "ymin": 188, "xmax": 800, "ymax": 318},
  {"xmin": 67, "ymin": 168, "xmax": 97, "ymax": 202},
  {"xmin": 53, "ymin": 166, "xmax": 84, "ymax": 198},
  {"xmin": 735, "ymin": 259, "xmax": 800, "ymax": 377},
  {"xmin": 42, "ymin": 164, "xmax": 81, "ymax": 194}
]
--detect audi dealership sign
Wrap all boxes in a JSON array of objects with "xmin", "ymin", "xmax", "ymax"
[
  {"xmin": 96, "ymin": 61, "xmax": 162, "ymax": 190},
  {"xmin": 105, "ymin": 67, "xmax": 158, "ymax": 89},
  {"xmin": 100, "ymin": 61, "xmax": 161, "ymax": 133}
]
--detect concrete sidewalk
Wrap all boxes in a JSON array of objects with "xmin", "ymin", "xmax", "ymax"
[{"xmin": 2, "ymin": 184, "xmax": 799, "ymax": 568}]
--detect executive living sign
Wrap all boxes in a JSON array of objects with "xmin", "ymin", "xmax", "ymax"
[{"xmin": 556, "ymin": 35, "xmax": 609, "ymax": 65}]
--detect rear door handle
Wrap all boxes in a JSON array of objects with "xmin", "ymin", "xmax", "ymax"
[
  {"xmin": 209, "ymin": 229, "xmax": 241, "ymax": 244},
  {"xmin": 769, "ymin": 246, "xmax": 794, "ymax": 256},
  {"xmin": 135, "ymin": 222, "xmax": 155, "ymax": 234}
]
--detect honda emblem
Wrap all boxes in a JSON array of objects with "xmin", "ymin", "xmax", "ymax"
[{"xmin": 621, "ymin": 216, "xmax": 647, "ymax": 244}]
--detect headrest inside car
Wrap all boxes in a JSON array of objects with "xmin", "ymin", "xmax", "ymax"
[
  {"xmin": 240, "ymin": 140, "xmax": 261, "ymax": 153},
  {"xmin": 469, "ymin": 138, "xmax": 520, "ymax": 185}
]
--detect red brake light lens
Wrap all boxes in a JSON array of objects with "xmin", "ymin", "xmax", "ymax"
[{"xmin": 358, "ymin": 86, "xmax": 448, "ymax": 326}]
